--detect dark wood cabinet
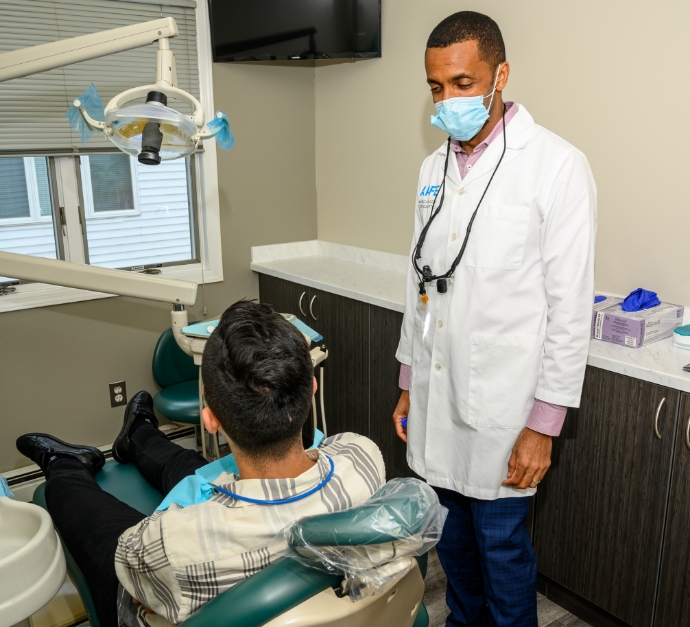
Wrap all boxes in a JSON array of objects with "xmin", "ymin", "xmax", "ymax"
[
  {"xmin": 258, "ymin": 275, "xmax": 310, "ymax": 323},
  {"xmin": 369, "ymin": 305, "xmax": 415, "ymax": 480},
  {"xmin": 308, "ymin": 287, "xmax": 370, "ymax": 439},
  {"xmin": 534, "ymin": 367, "xmax": 680, "ymax": 627},
  {"xmin": 654, "ymin": 392, "xmax": 690, "ymax": 627}
]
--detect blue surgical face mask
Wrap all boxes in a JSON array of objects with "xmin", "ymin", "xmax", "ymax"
[{"xmin": 430, "ymin": 64, "xmax": 502, "ymax": 141}]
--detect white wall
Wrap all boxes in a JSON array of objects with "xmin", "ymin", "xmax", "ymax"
[{"xmin": 315, "ymin": 0, "xmax": 690, "ymax": 306}]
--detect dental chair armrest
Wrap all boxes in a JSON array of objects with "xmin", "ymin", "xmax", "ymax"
[{"xmin": 182, "ymin": 557, "xmax": 341, "ymax": 627}]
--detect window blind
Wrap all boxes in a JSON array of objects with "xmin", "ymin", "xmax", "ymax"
[{"xmin": 0, "ymin": 0, "xmax": 199, "ymax": 153}]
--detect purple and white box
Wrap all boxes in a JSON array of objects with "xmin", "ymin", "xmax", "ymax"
[{"xmin": 591, "ymin": 297, "xmax": 684, "ymax": 348}]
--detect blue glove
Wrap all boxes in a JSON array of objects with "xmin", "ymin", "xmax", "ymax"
[
  {"xmin": 207, "ymin": 111, "xmax": 235, "ymax": 151},
  {"xmin": 621, "ymin": 288, "xmax": 661, "ymax": 312},
  {"xmin": 65, "ymin": 83, "xmax": 104, "ymax": 144}
]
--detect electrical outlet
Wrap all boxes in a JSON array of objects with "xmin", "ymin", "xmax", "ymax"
[{"xmin": 109, "ymin": 381, "xmax": 127, "ymax": 408}]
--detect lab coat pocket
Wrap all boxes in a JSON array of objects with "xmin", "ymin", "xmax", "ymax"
[
  {"xmin": 465, "ymin": 204, "xmax": 530, "ymax": 270},
  {"xmin": 469, "ymin": 333, "xmax": 544, "ymax": 429}
]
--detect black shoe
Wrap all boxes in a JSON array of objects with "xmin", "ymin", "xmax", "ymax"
[
  {"xmin": 16, "ymin": 433, "xmax": 105, "ymax": 475},
  {"xmin": 112, "ymin": 390, "xmax": 158, "ymax": 464}
]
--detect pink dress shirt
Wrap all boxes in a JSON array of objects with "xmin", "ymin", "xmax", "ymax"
[{"xmin": 398, "ymin": 102, "xmax": 567, "ymax": 437}]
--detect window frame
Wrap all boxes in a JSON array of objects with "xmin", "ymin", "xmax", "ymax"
[{"xmin": 0, "ymin": 0, "xmax": 223, "ymax": 313}]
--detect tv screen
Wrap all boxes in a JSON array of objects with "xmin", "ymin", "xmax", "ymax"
[{"xmin": 208, "ymin": 0, "xmax": 381, "ymax": 62}]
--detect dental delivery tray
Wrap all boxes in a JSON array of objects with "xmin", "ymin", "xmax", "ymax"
[
  {"xmin": 182, "ymin": 314, "xmax": 323, "ymax": 343},
  {"xmin": 591, "ymin": 297, "xmax": 684, "ymax": 348},
  {"xmin": 182, "ymin": 318, "xmax": 220, "ymax": 338}
]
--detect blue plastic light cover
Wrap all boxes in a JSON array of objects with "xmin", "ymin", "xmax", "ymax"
[
  {"xmin": 207, "ymin": 111, "xmax": 235, "ymax": 151},
  {"xmin": 65, "ymin": 83, "xmax": 104, "ymax": 144}
]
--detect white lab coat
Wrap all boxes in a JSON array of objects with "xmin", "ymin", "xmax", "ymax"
[{"xmin": 396, "ymin": 104, "xmax": 596, "ymax": 500}]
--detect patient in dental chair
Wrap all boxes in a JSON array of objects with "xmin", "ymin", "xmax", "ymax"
[{"xmin": 16, "ymin": 300, "xmax": 385, "ymax": 627}]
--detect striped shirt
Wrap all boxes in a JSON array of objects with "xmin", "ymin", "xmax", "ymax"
[{"xmin": 115, "ymin": 433, "xmax": 385, "ymax": 626}]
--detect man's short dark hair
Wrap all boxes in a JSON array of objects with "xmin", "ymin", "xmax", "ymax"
[
  {"xmin": 201, "ymin": 300, "xmax": 314, "ymax": 461},
  {"xmin": 427, "ymin": 11, "xmax": 506, "ymax": 70}
]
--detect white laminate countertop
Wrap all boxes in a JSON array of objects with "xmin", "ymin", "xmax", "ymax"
[
  {"xmin": 251, "ymin": 240, "xmax": 690, "ymax": 394},
  {"xmin": 251, "ymin": 240, "xmax": 409, "ymax": 313}
]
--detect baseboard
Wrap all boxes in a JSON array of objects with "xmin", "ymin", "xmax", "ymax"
[{"xmin": 537, "ymin": 574, "xmax": 631, "ymax": 627}]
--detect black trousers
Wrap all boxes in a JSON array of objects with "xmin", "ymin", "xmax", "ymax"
[{"xmin": 45, "ymin": 424, "xmax": 207, "ymax": 627}]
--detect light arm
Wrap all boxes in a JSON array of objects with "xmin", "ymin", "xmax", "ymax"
[
  {"xmin": 0, "ymin": 18, "xmax": 178, "ymax": 82},
  {"xmin": 0, "ymin": 251, "xmax": 196, "ymax": 306}
]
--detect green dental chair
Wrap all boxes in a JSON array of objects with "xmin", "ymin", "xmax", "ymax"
[
  {"xmin": 33, "ymin": 463, "xmax": 431, "ymax": 627},
  {"xmin": 151, "ymin": 328, "xmax": 220, "ymax": 459},
  {"xmin": 151, "ymin": 327, "xmax": 200, "ymax": 427}
]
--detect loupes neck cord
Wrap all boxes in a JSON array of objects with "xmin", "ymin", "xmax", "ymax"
[
  {"xmin": 412, "ymin": 106, "xmax": 507, "ymax": 305},
  {"xmin": 213, "ymin": 456, "xmax": 335, "ymax": 505}
]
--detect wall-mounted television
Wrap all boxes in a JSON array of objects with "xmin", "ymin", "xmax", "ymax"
[{"xmin": 208, "ymin": 0, "xmax": 381, "ymax": 62}]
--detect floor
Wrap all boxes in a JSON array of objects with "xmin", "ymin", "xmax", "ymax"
[{"xmin": 423, "ymin": 550, "xmax": 593, "ymax": 627}]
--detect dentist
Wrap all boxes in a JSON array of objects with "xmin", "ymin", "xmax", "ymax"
[{"xmin": 393, "ymin": 11, "xmax": 596, "ymax": 627}]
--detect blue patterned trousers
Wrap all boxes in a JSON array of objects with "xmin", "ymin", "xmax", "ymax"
[{"xmin": 434, "ymin": 487, "xmax": 538, "ymax": 627}]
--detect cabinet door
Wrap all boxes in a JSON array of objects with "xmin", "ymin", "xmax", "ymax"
[
  {"xmin": 259, "ymin": 274, "xmax": 309, "ymax": 323},
  {"xmin": 654, "ymin": 393, "xmax": 690, "ymax": 627},
  {"xmin": 534, "ymin": 366, "xmax": 679, "ymax": 627},
  {"xmin": 309, "ymin": 288, "xmax": 370, "ymax": 439},
  {"xmin": 369, "ymin": 305, "xmax": 418, "ymax": 480}
]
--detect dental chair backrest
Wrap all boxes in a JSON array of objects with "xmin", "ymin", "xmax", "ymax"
[
  {"xmin": 34, "ymin": 469, "xmax": 434, "ymax": 627},
  {"xmin": 151, "ymin": 326, "xmax": 198, "ymax": 389}
]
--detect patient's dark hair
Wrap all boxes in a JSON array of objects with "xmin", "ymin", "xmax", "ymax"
[
  {"xmin": 201, "ymin": 300, "xmax": 313, "ymax": 460},
  {"xmin": 427, "ymin": 11, "xmax": 506, "ymax": 71}
]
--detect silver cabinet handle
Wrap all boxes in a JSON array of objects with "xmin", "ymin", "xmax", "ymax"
[
  {"xmin": 309, "ymin": 295, "xmax": 317, "ymax": 320},
  {"xmin": 654, "ymin": 397, "xmax": 666, "ymax": 439},
  {"xmin": 298, "ymin": 291, "xmax": 306, "ymax": 317},
  {"xmin": 686, "ymin": 415, "xmax": 690, "ymax": 450}
]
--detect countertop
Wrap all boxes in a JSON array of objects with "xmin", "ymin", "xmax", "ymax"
[
  {"xmin": 251, "ymin": 240, "xmax": 408, "ymax": 313},
  {"xmin": 251, "ymin": 240, "xmax": 690, "ymax": 394}
]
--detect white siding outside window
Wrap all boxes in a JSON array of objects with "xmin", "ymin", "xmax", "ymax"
[
  {"xmin": 84, "ymin": 157, "xmax": 194, "ymax": 269},
  {"xmin": 0, "ymin": 158, "xmax": 58, "ymax": 274}
]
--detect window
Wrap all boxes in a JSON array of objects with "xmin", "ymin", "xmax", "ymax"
[
  {"xmin": 82, "ymin": 154, "xmax": 196, "ymax": 269},
  {"xmin": 0, "ymin": 158, "xmax": 55, "ymax": 224},
  {"xmin": 1, "ymin": 154, "xmax": 197, "ymax": 270},
  {"xmin": 0, "ymin": 157, "xmax": 59, "ymax": 283},
  {"xmin": 0, "ymin": 0, "xmax": 223, "ymax": 312},
  {"xmin": 82, "ymin": 154, "xmax": 137, "ymax": 217}
]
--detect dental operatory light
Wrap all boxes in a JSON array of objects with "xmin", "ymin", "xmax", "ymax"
[
  {"xmin": 0, "ymin": 17, "xmax": 234, "ymax": 165},
  {"xmin": 106, "ymin": 91, "xmax": 199, "ymax": 165},
  {"xmin": 71, "ymin": 32, "xmax": 233, "ymax": 165}
]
